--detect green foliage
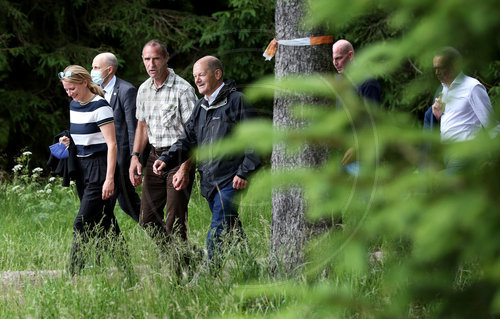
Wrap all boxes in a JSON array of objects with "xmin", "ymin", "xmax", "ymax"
[
  {"xmin": 0, "ymin": 150, "xmax": 275, "ymax": 318},
  {"xmin": 0, "ymin": 0, "xmax": 275, "ymax": 170},
  {"xmin": 200, "ymin": 0, "xmax": 274, "ymax": 82},
  {"xmin": 5, "ymin": 0, "xmax": 500, "ymax": 317},
  {"xmin": 1, "ymin": 152, "xmax": 78, "ymax": 270},
  {"xmin": 306, "ymin": 0, "xmax": 500, "ymax": 118},
  {"xmin": 196, "ymin": 0, "xmax": 500, "ymax": 317},
  {"xmin": 228, "ymin": 93, "xmax": 500, "ymax": 318}
]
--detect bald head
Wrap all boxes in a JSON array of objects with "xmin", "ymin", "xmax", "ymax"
[
  {"xmin": 196, "ymin": 56, "xmax": 223, "ymax": 74},
  {"xmin": 332, "ymin": 40, "xmax": 354, "ymax": 55},
  {"xmin": 332, "ymin": 39, "xmax": 354, "ymax": 74},
  {"xmin": 92, "ymin": 52, "xmax": 118, "ymax": 87},
  {"xmin": 94, "ymin": 53, "xmax": 118, "ymax": 73},
  {"xmin": 193, "ymin": 56, "xmax": 224, "ymax": 97}
]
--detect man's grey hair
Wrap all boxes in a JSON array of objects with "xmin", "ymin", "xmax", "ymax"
[
  {"xmin": 436, "ymin": 46, "xmax": 462, "ymax": 71},
  {"xmin": 206, "ymin": 56, "xmax": 223, "ymax": 74},
  {"xmin": 143, "ymin": 39, "xmax": 168, "ymax": 57}
]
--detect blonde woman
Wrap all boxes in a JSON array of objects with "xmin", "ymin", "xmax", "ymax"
[{"xmin": 58, "ymin": 65, "xmax": 125, "ymax": 275}]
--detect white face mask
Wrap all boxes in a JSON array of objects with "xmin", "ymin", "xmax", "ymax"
[{"xmin": 90, "ymin": 67, "xmax": 110, "ymax": 86}]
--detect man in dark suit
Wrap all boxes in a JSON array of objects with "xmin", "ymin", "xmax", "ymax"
[
  {"xmin": 91, "ymin": 52, "xmax": 141, "ymax": 222},
  {"xmin": 332, "ymin": 39, "xmax": 381, "ymax": 173}
]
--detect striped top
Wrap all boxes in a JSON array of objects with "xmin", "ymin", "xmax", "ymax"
[{"xmin": 70, "ymin": 95, "xmax": 114, "ymax": 157}]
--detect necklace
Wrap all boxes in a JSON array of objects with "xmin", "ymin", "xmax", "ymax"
[{"xmin": 80, "ymin": 94, "xmax": 96, "ymax": 106}]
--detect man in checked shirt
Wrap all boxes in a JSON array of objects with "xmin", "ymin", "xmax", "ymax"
[{"xmin": 129, "ymin": 39, "xmax": 197, "ymax": 251}]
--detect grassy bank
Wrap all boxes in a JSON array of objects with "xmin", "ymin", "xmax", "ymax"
[{"xmin": 0, "ymin": 156, "xmax": 277, "ymax": 318}]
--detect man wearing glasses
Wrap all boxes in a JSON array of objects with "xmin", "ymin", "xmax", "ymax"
[
  {"xmin": 431, "ymin": 47, "xmax": 499, "ymax": 171},
  {"xmin": 431, "ymin": 47, "xmax": 496, "ymax": 142}
]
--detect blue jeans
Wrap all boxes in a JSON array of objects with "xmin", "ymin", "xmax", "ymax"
[{"xmin": 206, "ymin": 184, "xmax": 244, "ymax": 261}]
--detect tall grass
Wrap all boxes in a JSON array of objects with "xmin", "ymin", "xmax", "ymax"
[
  {"xmin": 0, "ymin": 153, "xmax": 407, "ymax": 319},
  {"xmin": 0, "ymin": 152, "xmax": 279, "ymax": 318}
]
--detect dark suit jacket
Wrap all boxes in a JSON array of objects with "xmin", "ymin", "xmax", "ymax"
[
  {"xmin": 423, "ymin": 86, "xmax": 443, "ymax": 132},
  {"xmin": 109, "ymin": 77, "xmax": 138, "ymax": 167}
]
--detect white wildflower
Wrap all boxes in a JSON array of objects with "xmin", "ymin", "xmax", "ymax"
[
  {"xmin": 37, "ymin": 190, "xmax": 45, "ymax": 194},
  {"xmin": 49, "ymin": 177, "xmax": 56, "ymax": 183},
  {"xmin": 32, "ymin": 167, "xmax": 43, "ymax": 173},
  {"xmin": 12, "ymin": 164, "xmax": 23, "ymax": 173},
  {"xmin": 11, "ymin": 185, "xmax": 22, "ymax": 192},
  {"xmin": 22, "ymin": 151, "xmax": 32, "ymax": 156},
  {"xmin": 46, "ymin": 189, "xmax": 52, "ymax": 194},
  {"xmin": 70, "ymin": 180, "xmax": 76, "ymax": 186}
]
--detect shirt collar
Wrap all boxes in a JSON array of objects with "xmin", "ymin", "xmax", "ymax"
[
  {"xmin": 451, "ymin": 72, "xmax": 465, "ymax": 86},
  {"xmin": 149, "ymin": 68, "xmax": 175, "ymax": 90},
  {"xmin": 206, "ymin": 82, "xmax": 225, "ymax": 105},
  {"xmin": 444, "ymin": 72, "xmax": 465, "ymax": 89},
  {"xmin": 103, "ymin": 75, "xmax": 116, "ymax": 92},
  {"xmin": 102, "ymin": 76, "xmax": 116, "ymax": 103}
]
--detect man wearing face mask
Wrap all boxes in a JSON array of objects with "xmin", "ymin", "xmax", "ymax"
[{"xmin": 91, "ymin": 52, "xmax": 141, "ymax": 223}]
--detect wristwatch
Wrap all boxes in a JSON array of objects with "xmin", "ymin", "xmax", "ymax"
[{"xmin": 131, "ymin": 151, "xmax": 140, "ymax": 158}]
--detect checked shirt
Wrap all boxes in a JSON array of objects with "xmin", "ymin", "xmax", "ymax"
[{"xmin": 136, "ymin": 68, "xmax": 197, "ymax": 148}]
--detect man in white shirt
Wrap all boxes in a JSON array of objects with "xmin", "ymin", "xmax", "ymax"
[
  {"xmin": 92, "ymin": 52, "xmax": 141, "ymax": 223},
  {"xmin": 432, "ymin": 47, "xmax": 497, "ymax": 142},
  {"xmin": 431, "ymin": 47, "xmax": 499, "ymax": 172}
]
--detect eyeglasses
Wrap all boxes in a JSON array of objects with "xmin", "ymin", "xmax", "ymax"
[{"xmin": 58, "ymin": 71, "xmax": 72, "ymax": 79}]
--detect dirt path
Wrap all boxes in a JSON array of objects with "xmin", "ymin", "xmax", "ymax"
[{"xmin": 0, "ymin": 265, "xmax": 158, "ymax": 296}]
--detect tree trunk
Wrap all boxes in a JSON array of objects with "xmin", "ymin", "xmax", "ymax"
[{"xmin": 270, "ymin": 0, "xmax": 332, "ymax": 275}]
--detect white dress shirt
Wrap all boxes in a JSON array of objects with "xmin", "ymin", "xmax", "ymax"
[
  {"xmin": 206, "ymin": 82, "xmax": 225, "ymax": 105},
  {"xmin": 103, "ymin": 75, "xmax": 116, "ymax": 104},
  {"xmin": 440, "ymin": 73, "xmax": 497, "ymax": 142}
]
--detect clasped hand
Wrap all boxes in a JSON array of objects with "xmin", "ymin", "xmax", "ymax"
[
  {"xmin": 152, "ymin": 159, "xmax": 166, "ymax": 175},
  {"xmin": 152, "ymin": 159, "xmax": 190, "ymax": 191},
  {"xmin": 432, "ymin": 96, "xmax": 445, "ymax": 120},
  {"xmin": 59, "ymin": 136, "xmax": 70, "ymax": 147}
]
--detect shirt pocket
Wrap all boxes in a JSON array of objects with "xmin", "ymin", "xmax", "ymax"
[{"xmin": 161, "ymin": 104, "xmax": 178, "ymax": 127}]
